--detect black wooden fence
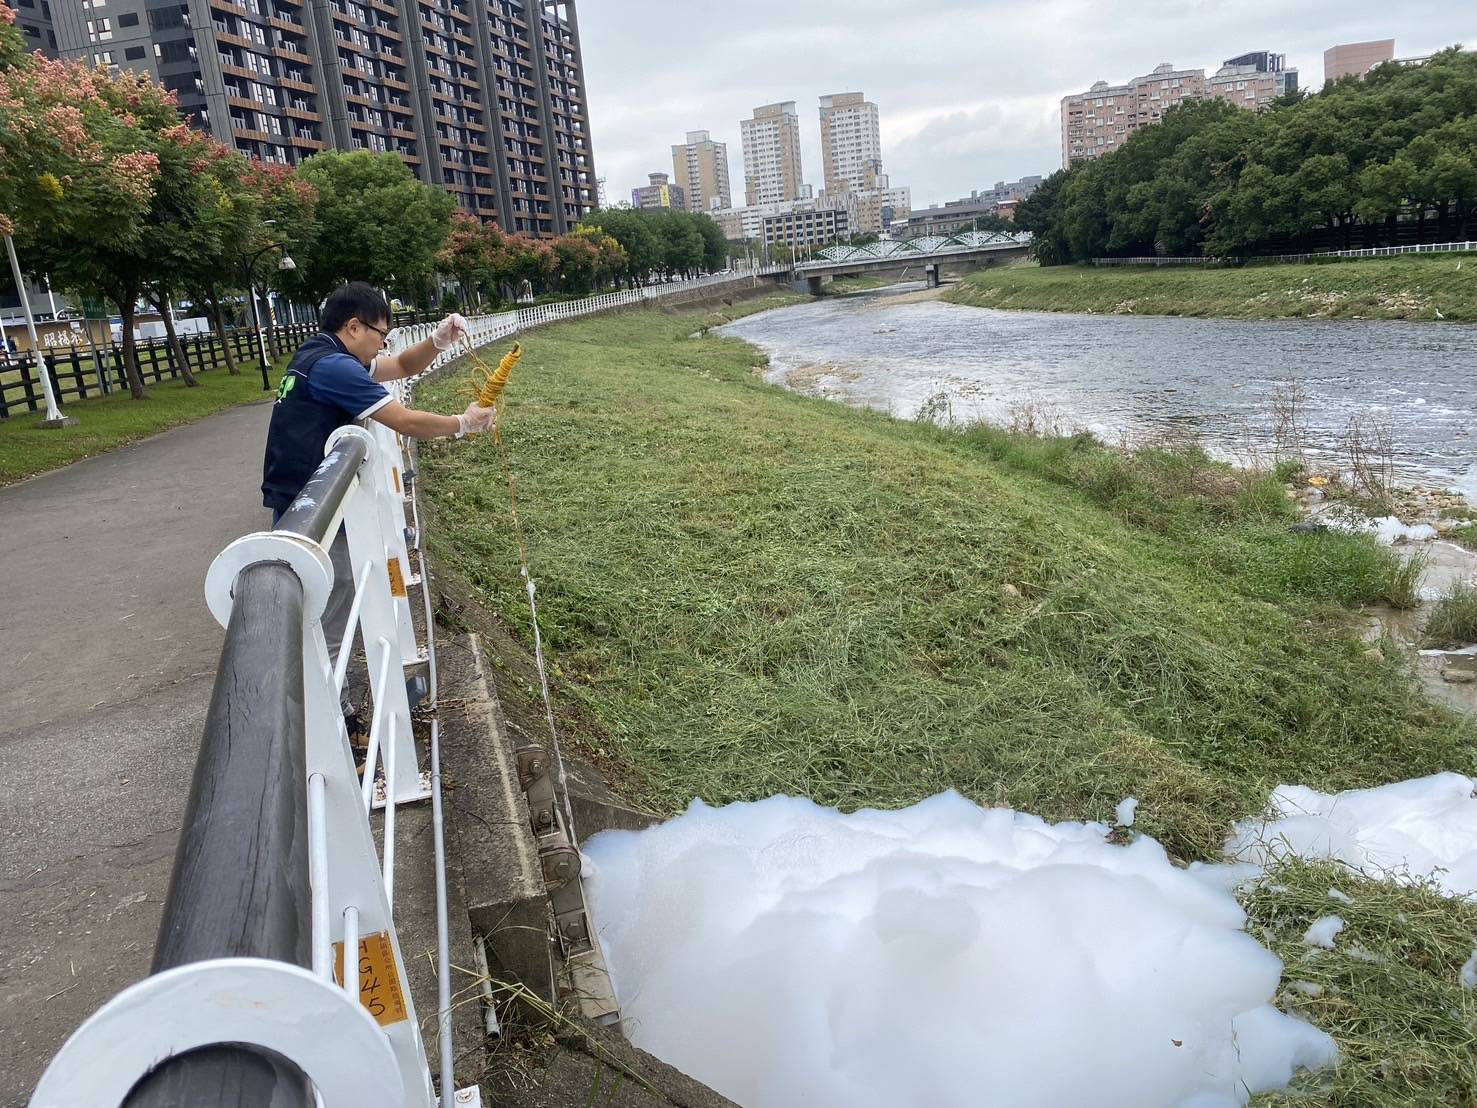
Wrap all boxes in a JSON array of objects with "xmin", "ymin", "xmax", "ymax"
[{"xmin": 0, "ymin": 309, "xmax": 434, "ymax": 420}]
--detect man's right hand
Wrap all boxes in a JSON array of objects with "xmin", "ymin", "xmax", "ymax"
[{"xmin": 457, "ymin": 402, "xmax": 496, "ymax": 436}]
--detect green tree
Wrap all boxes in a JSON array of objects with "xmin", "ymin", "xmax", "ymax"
[
  {"xmin": 295, "ymin": 150, "xmax": 454, "ymax": 302},
  {"xmin": 2, "ymin": 60, "xmax": 191, "ymax": 397},
  {"xmin": 579, "ymin": 208, "xmax": 662, "ymax": 286},
  {"xmin": 690, "ymin": 212, "xmax": 728, "ymax": 272},
  {"xmin": 437, "ymin": 211, "xmax": 494, "ymax": 307},
  {"xmin": 1013, "ymin": 47, "xmax": 1477, "ymax": 261}
]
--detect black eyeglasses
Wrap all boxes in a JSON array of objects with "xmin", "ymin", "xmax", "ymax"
[{"xmin": 356, "ymin": 318, "xmax": 389, "ymax": 340}]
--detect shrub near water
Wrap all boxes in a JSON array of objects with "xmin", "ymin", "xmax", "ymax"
[{"xmin": 418, "ymin": 304, "xmax": 1470, "ymax": 862}]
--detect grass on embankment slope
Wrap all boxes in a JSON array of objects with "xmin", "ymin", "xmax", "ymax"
[
  {"xmin": 419, "ymin": 299, "xmax": 1476, "ymax": 1104},
  {"xmin": 0, "ymin": 359, "xmax": 287, "ymax": 486},
  {"xmin": 945, "ymin": 253, "xmax": 1477, "ymax": 321},
  {"xmin": 418, "ymin": 299, "xmax": 1468, "ymax": 857}
]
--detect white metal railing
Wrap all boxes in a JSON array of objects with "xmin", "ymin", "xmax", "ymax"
[
  {"xmin": 797, "ymin": 231, "xmax": 1033, "ymax": 270},
  {"xmin": 31, "ymin": 275, "xmax": 774, "ymax": 1106},
  {"xmin": 1091, "ymin": 239, "xmax": 1477, "ymax": 266}
]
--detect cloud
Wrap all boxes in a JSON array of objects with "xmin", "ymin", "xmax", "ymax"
[{"xmin": 577, "ymin": 0, "xmax": 1477, "ymax": 210}]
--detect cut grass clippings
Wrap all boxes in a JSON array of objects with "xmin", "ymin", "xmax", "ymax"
[
  {"xmin": 945, "ymin": 254, "xmax": 1477, "ymax": 322},
  {"xmin": 0, "ymin": 360, "xmax": 286, "ymax": 485},
  {"xmin": 416, "ymin": 298, "xmax": 1477, "ymax": 1104}
]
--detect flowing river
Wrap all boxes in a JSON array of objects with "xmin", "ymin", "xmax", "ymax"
[{"xmin": 719, "ymin": 283, "xmax": 1477, "ymax": 496}]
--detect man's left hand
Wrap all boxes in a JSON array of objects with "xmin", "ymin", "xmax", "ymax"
[{"xmin": 432, "ymin": 312, "xmax": 470, "ymax": 352}]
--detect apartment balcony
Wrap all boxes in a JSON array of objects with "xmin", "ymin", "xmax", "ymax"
[
  {"xmin": 273, "ymin": 42, "xmax": 312, "ymax": 62},
  {"xmin": 280, "ymin": 73, "xmax": 316, "ymax": 92},
  {"xmin": 268, "ymin": 12, "xmax": 305, "ymax": 31},
  {"xmin": 289, "ymin": 133, "xmax": 327, "ymax": 150},
  {"xmin": 284, "ymin": 103, "xmax": 321, "ymax": 121}
]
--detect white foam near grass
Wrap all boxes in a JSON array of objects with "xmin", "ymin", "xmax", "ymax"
[
  {"xmin": 1225, "ymin": 773, "xmax": 1477, "ymax": 898},
  {"xmin": 1302, "ymin": 915, "xmax": 1345, "ymax": 949},
  {"xmin": 584, "ymin": 791, "xmax": 1336, "ymax": 1108}
]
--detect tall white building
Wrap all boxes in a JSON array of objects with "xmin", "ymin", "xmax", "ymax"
[
  {"xmin": 818, "ymin": 92, "xmax": 882, "ymax": 194},
  {"xmin": 741, "ymin": 102, "xmax": 805, "ymax": 206}
]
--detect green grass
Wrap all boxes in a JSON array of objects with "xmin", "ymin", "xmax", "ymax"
[
  {"xmin": 1246, "ymin": 860, "xmax": 1477, "ymax": 1106},
  {"xmin": 417, "ymin": 300, "xmax": 1475, "ymax": 1103},
  {"xmin": 0, "ymin": 358, "xmax": 285, "ymax": 485},
  {"xmin": 945, "ymin": 254, "xmax": 1477, "ymax": 321},
  {"xmin": 1423, "ymin": 584, "xmax": 1477, "ymax": 649}
]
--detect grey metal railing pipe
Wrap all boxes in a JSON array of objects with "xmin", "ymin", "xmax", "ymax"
[
  {"xmin": 122, "ymin": 561, "xmax": 313, "ymax": 1107},
  {"xmin": 273, "ymin": 434, "xmax": 369, "ymax": 545}
]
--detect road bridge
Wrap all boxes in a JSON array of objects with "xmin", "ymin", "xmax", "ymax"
[{"xmin": 791, "ymin": 230, "xmax": 1032, "ymax": 291}]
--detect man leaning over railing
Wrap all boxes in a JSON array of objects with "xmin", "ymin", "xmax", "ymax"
[{"xmin": 261, "ymin": 282, "xmax": 492, "ymax": 740}]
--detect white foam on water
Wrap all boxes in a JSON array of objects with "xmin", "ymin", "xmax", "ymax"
[
  {"xmin": 584, "ymin": 791, "xmax": 1336, "ymax": 1108},
  {"xmin": 1225, "ymin": 773, "xmax": 1477, "ymax": 898}
]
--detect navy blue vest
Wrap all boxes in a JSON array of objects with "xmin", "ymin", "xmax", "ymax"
[{"xmin": 261, "ymin": 333, "xmax": 364, "ymax": 512}]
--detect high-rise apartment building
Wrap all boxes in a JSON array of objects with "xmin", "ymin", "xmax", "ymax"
[
  {"xmin": 10, "ymin": 0, "xmax": 58, "ymax": 54},
  {"xmin": 1061, "ymin": 52, "xmax": 1295, "ymax": 168},
  {"xmin": 1324, "ymin": 40, "xmax": 1395, "ymax": 82},
  {"xmin": 669, "ymin": 129, "xmax": 731, "ymax": 213},
  {"xmin": 741, "ymin": 101, "xmax": 804, "ymax": 206},
  {"xmin": 1209, "ymin": 52, "xmax": 1298, "ymax": 109},
  {"xmin": 818, "ymin": 91, "xmax": 880, "ymax": 194},
  {"xmin": 33, "ymin": 0, "xmax": 596, "ymax": 237},
  {"xmin": 631, "ymin": 171, "xmax": 685, "ymax": 211}
]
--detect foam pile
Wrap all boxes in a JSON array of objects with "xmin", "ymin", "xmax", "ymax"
[
  {"xmin": 1225, "ymin": 773, "xmax": 1477, "ymax": 898},
  {"xmin": 584, "ymin": 792, "xmax": 1335, "ymax": 1108}
]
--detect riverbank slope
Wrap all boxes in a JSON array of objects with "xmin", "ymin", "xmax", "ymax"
[
  {"xmin": 417, "ymin": 299, "xmax": 1477, "ymax": 1104},
  {"xmin": 944, "ymin": 253, "xmax": 1477, "ymax": 321}
]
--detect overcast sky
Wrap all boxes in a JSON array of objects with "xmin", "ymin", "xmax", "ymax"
[{"xmin": 576, "ymin": 0, "xmax": 1475, "ymax": 213}]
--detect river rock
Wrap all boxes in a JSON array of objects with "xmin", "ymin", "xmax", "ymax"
[
  {"xmin": 1363, "ymin": 647, "xmax": 1385, "ymax": 663},
  {"xmin": 1000, "ymin": 583, "xmax": 1022, "ymax": 600},
  {"xmin": 1440, "ymin": 655, "xmax": 1477, "ymax": 685}
]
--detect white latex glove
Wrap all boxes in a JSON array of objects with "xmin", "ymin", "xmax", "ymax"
[
  {"xmin": 456, "ymin": 401, "xmax": 495, "ymax": 437},
  {"xmin": 432, "ymin": 312, "xmax": 470, "ymax": 351}
]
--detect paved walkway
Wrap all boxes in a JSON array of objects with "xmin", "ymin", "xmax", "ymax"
[{"xmin": 0, "ymin": 401, "xmax": 274, "ymax": 1102}]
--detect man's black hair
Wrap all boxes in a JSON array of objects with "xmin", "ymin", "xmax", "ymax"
[{"xmin": 321, "ymin": 282, "xmax": 391, "ymax": 333}]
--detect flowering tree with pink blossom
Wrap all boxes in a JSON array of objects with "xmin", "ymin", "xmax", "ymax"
[{"xmin": 0, "ymin": 33, "xmax": 181, "ymax": 396}]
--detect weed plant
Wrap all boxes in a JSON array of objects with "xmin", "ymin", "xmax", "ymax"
[{"xmin": 1423, "ymin": 585, "xmax": 1477, "ymax": 649}]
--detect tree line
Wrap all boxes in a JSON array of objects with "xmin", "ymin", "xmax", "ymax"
[
  {"xmin": 0, "ymin": 5, "xmax": 730, "ymax": 399},
  {"xmin": 435, "ymin": 206, "xmax": 730, "ymax": 308},
  {"xmin": 1014, "ymin": 47, "xmax": 1477, "ymax": 264}
]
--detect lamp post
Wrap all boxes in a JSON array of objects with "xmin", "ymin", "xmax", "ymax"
[
  {"xmin": 4, "ymin": 233, "xmax": 74, "ymax": 426},
  {"xmin": 243, "ymin": 238, "xmax": 296, "ymax": 390}
]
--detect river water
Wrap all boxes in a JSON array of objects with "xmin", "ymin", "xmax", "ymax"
[{"xmin": 719, "ymin": 284, "xmax": 1477, "ymax": 496}]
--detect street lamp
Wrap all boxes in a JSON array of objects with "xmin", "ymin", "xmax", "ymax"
[
  {"xmin": 4, "ymin": 233, "xmax": 74, "ymax": 426},
  {"xmin": 243, "ymin": 235, "xmax": 296, "ymax": 390}
]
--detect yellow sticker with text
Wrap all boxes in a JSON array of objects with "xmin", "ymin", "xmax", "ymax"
[
  {"xmin": 387, "ymin": 558, "xmax": 407, "ymax": 598},
  {"xmin": 333, "ymin": 930, "xmax": 409, "ymax": 1026}
]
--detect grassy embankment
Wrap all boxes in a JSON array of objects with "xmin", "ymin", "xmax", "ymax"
[
  {"xmin": 0, "ymin": 357, "xmax": 287, "ymax": 486},
  {"xmin": 945, "ymin": 253, "xmax": 1477, "ymax": 322},
  {"xmin": 419, "ymin": 297, "xmax": 1476, "ymax": 1103}
]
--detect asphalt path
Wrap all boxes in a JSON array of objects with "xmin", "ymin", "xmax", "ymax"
[{"xmin": 0, "ymin": 400, "xmax": 274, "ymax": 1103}]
